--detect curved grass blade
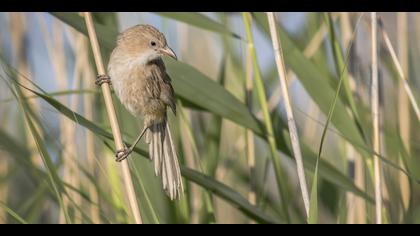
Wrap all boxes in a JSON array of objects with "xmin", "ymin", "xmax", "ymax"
[
  {"xmin": 155, "ymin": 12, "xmax": 242, "ymax": 40},
  {"xmin": 310, "ymin": 13, "xmax": 365, "ymax": 224},
  {"xmin": 6, "ymin": 82, "xmax": 71, "ymax": 223},
  {"xmin": 0, "ymin": 89, "xmax": 97, "ymax": 103},
  {"xmin": 324, "ymin": 13, "xmax": 361, "ymax": 123}
]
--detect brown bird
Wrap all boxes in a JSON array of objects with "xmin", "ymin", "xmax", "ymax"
[{"xmin": 108, "ymin": 24, "xmax": 183, "ymax": 200}]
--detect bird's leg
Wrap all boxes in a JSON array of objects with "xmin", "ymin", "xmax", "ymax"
[{"xmin": 115, "ymin": 126, "xmax": 148, "ymax": 162}]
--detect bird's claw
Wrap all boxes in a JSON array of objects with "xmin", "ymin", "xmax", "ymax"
[
  {"xmin": 115, "ymin": 147, "xmax": 132, "ymax": 162},
  {"xmin": 95, "ymin": 74, "xmax": 112, "ymax": 86}
]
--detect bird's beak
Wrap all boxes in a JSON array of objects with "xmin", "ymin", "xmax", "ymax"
[{"xmin": 159, "ymin": 46, "xmax": 177, "ymax": 60}]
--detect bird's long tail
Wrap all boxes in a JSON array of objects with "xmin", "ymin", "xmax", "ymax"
[{"xmin": 145, "ymin": 120, "xmax": 183, "ymax": 200}]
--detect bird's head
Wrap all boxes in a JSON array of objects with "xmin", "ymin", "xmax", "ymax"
[{"xmin": 116, "ymin": 24, "xmax": 177, "ymax": 65}]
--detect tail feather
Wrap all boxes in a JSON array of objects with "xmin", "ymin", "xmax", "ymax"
[{"xmin": 146, "ymin": 121, "xmax": 183, "ymax": 200}]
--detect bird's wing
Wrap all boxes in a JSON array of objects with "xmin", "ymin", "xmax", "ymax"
[
  {"xmin": 151, "ymin": 59, "xmax": 176, "ymax": 115},
  {"xmin": 160, "ymin": 72, "xmax": 176, "ymax": 115}
]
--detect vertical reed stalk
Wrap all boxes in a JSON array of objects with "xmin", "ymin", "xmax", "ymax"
[
  {"xmin": 242, "ymin": 12, "xmax": 290, "ymax": 222},
  {"xmin": 176, "ymin": 23, "xmax": 201, "ymax": 224},
  {"xmin": 244, "ymin": 26, "xmax": 256, "ymax": 223},
  {"xmin": 42, "ymin": 18, "xmax": 82, "ymax": 224},
  {"xmin": 9, "ymin": 13, "xmax": 43, "ymax": 168},
  {"xmin": 177, "ymin": 101, "xmax": 215, "ymax": 223},
  {"xmin": 0, "ymin": 150, "xmax": 7, "ymax": 223},
  {"xmin": 396, "ymin": 12, "xmax": 411, "ymax": 215},
  {"xmin": 179, "ymin": 109, "xmax": 202, "ymax": 223},
  {"xmin": 379, "ymin": 19, "xmax": 420, "ymax": 121},
  {"xmin": 340, "ymin": 12, "xmax": 366, "ymax": 224},
  {"xmin": 370, "ymin": 12, "xmax": 382, "ymax": 224},
  {"xmin": 341, "ymin": 13, "xmax": 356, "ymax": 224},
  {"xmin": 245, "ymin": 27, "xmax": 256, "ymax": 208},
  {"xmin": 63, "ymin": 22, "xmax": 101, "ymax": 222},
  {"xmin": 79, "ymin": 34, "xmax": 101, "ymax": 223},
  {"xmin": 0, "ymin": 28, "xmax": 7, "ymax": 224},
  {"xmin": 266, "ymin": 12, "xmax": 310, "ymax": 217},
  {"xmin": 264, "ymin": 13, "xmax": 338, "ymax": 115},
  {"xmin": 83, "ymin": 12, "xmax": 142, "ymax": 224}
]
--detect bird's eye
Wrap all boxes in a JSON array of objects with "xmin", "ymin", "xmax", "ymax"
[{"xmin": 150, "ymin": 41, "xmax": 157, "ymax": 47}]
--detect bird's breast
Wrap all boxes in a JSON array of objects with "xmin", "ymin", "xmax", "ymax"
[{"xmin": 108, "ymin": 61, "xmax": 167, "ymax": 120}]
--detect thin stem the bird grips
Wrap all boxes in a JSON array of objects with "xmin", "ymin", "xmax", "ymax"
[{"xmin": 83, "ymin": 12, "xmax": 143, "ymax": 224}]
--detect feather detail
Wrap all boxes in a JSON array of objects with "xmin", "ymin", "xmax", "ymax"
[{"xmin": 147, "ymin": 121, "xmax": 183, "ymax": 200}]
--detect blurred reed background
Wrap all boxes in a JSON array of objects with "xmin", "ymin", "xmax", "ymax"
[{"xmin": 0, "ymin": 12, "xmax": 419, "ymax": 224}]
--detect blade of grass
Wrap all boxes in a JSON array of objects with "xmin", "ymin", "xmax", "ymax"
[
  {"xmin": 177, "ymin": 100, "xmax": 216, "ymax": 223},
  {"xmin": 7, "ymin": 82, "xmax": 71, "ymax": 223},
  {"xmin": 244, "ymin": 23, "xmax": 256, "ymax": 208},
  {"xmin": 378, "ymin": 19, "xmax": 420, "ymax": 121},
  {"xmin": 267, "ymin": 12, "xmax": 310, "ymax": 217},
  {"xmin": 0, "ymin": 89, "xmax": 97, "ymax": 103},
  {"xmin": 180, "ymin": 166, "xmax": 279, "ymax": 224},
  {"xmin": 324, "ymin": 13, "xmax": 361, "ymax": 123},
  {"xmin": 315, "ymin": 13, "xmax": 365, "ymax": 223},
  {"xmin": 155, "ymin": 12, "xmax": 242, "ymax": 40},
  {"xmin": 243, "ymin": 12, "xmax": 290, "ymax": 222},
  {"xmin": 308, "ymin": 160, "xmax": 319, "ymax": 224},
  {"xmin": 127, "ymin": 159, "xmax": 161, "ymax": 224},
  {"xmin": 0, "ymin": 201, "xmax": 28, "ymax": 224}
]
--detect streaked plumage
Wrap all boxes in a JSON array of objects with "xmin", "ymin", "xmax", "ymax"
[{"xmin": 108, "ymin": 24, "xmax": 183, "ymax": 200}]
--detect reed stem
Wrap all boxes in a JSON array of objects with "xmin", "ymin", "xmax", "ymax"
[
  {"xmin": 379, "ymin": 20, "xmax": 420, "ymax": 121},
  {"xmin": 83, "ymin": 12, "xmax": 142, "ymax": 224},
  {"xmin": 266, "ymin": 12, "xmax": 310, "ymax": 217},
  {"xmin": 242, "ymin": 12, "xmax": 290, "ymax": 222},
  {"xmin": 370, "ymin": 12, "xmax": 382, "ymax": 224}
]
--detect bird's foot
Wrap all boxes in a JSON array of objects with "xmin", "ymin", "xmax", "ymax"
[
  {"xmin": 95, "ymin": 74, "xmax": 112, "ymax": 86},
  {"xmin": 115, "ymin": 146, "xmax": 132, "ymax": 162}
]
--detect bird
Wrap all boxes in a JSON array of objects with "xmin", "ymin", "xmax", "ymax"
[{"xmin": 107, "ymin": 24, "xmax": 183, "ymax": 200}]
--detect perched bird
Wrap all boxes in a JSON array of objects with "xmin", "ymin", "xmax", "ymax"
[{"xmin": 107, "ymin": 24, "xmax": 183, "ymax": 200}]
